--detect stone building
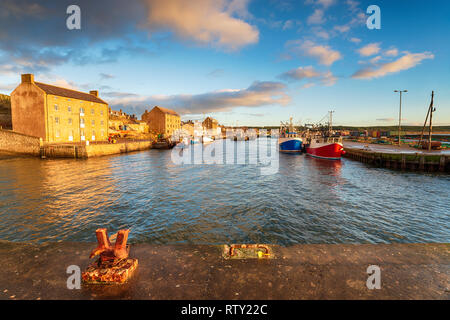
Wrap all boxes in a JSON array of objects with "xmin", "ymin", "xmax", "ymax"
[
  {"xmin": 202, "ymin": 116, "xmax": 220, "ymax": 135},
  {"xmin": 202, "ymin": 116, "xmax": 218, "ymax": 130},
  {"xmin": 10, "ymin": 74, "xmax": 109, "ymax": 142},
  {"xmin": 141, "ymin": 106, "xmax": 180, "ymax": 137}
]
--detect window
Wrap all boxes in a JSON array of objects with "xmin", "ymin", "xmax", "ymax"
[
  {"xmin": 91, "ymin": 120, "xmax": 95, "ymax": 126},
  {"xmin": 80, "ymin": 107, "xmax": 85, "ymax": 114},
  {"xmin": 68, "ymin": 118, "xmax": 72, "ymax": 125},
  {"xmin": 55, "ymin": 129, "xmax": 60, "ymax": 138},
  {"xmin": 54, "ymin": 104, "xmax": 58, "ymax": 111},
  {"xmin": 55, "ymin": 117, "xmax": 59, "ymax": 124},
  {"xmin": 91, "ymin": 109, "xmax": 95, "ymax": 115},
  {"xmin": 100, "ymin": 110, "xmax": 103, "ymax": 116},
  {"xmin": 80, "ymin": 118, "xmax": 85, "ymax": 124},
  {"xmin": 101, "ymin": 129, "xmax": 104, "ymax": 137},
  {"xmin": 68, "ymin": 106, "xmax": 72, "ymax": 112},
  {"xmin": 100, "ymin": 120, "xmax": 104, "ymax": 125}
]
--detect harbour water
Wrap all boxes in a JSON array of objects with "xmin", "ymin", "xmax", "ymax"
[{"xmin": 0, "ymin": 139, "xmax": 449, "ymax": 245}]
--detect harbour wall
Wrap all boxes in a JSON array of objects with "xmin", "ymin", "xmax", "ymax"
[
  {"xmin": 42, "ymin": 140, "xmax": 153, "ymax": 158},
  {"xmin": 344, "ymin": 146, "xmax": 449, "ymax": 172},
  {"xmin": 0, "ymin": 129, "xmax": 153, "ymax": 158},
  {"xmin": 0, "ymin": 129, "xmax": 41, "ymax": 156},
  {"xmin": 0, "ymin": 241, "xmax": 448, "ymax": 299}
]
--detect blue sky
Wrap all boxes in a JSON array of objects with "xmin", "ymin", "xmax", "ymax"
[{"xmin": 0, "ymin": 0, "xmax": 449, "ymax": 126}]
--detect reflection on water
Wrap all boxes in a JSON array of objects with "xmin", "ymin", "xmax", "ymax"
[{"xmin": 0, "ymin": 140, "xmax": 449, "ymax": 245}]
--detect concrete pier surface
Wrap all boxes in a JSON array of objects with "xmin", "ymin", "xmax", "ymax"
[
  {"xmin": 0, "ymin": 241, "xmax": 448, "ymax": 300},
  {"xmin": 343, "ymin": 141, "xmax": 450, "ymax": 155},
  {"xmin": 342, "ymin": 141, "xmax": 450, "ymax": 172}
]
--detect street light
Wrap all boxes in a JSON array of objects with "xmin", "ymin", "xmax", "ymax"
[{"xmin": 394, "ymin": 90, "xmax": 407, "ymax": 146}]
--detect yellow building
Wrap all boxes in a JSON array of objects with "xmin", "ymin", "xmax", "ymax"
[
  {"xmin": 11, "ymin": 74, "xmax": 109, "ymax": 143},
  {"xmin": 141, "ymin": 106, "xmax": 180, "ymax": 137},
  {"xmin": 181, "ymin": 120, "xmax": 194, "ymax": 136}
]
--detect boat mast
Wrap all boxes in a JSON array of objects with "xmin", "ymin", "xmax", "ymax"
[
  {"xmin": 428, "ymin": 91, "xmax": 435, "ymax": 151},
  {"xmin": 418, "ymin": 91, "xmax": 435, "ymax": 150},
  {"xmin": 328, "ymin": 110, "xmax": 334, "ymax": 136}
]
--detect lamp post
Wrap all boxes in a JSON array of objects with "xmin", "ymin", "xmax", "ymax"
[{"xmin": 394, "ymin": 90, "xmax": 407, "ymax": 146}]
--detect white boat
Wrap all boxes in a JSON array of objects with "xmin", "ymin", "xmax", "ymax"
[{"xmin": 201, "ymin": 136, "xmax": 213, "ymax": 144}]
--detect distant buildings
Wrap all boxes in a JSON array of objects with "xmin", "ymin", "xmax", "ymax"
[
  {"xmin": 181, "ymin": 120, "xmax": 194, "ymax": 136},
  {"xmin": 10, "ymin": 74, "xmax": 109, "ymax": 142},
  {"xmin": 141, "ymin": 106, "xmax": 180, "ymax": 137},
  {"xmin": 109, "ymin": 108, "xmax": 148, "ymax": 134},
  {"xmin": 202, "ymin": 116, "xmax": 221, "ymax": 136}
]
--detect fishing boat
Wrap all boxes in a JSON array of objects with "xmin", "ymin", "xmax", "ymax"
[
  {"xmin": 153, "ymin": 135, "xmax": 176, "ymax": 149},
  {"xmin": 278, "ymin": 117, "xmax": 302, "ymax": 153},
  {"xmin": 305, "ymin": 136, "xmax": 345, "ymax": 159},
  {"xmin": 304, "ymin": 111, "xmax": 345, "ymax": 160}
]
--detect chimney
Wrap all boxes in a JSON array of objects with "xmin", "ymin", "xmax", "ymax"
[
  {"xmin": 21, "ymin": 74, "xmax": 34, "ymax": 84},
  {"xmin": 89, "ymin": 90, "xmax": 99, "ymax": 97}
]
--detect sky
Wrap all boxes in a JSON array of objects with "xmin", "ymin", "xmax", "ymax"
[{"xmin": 0, "ymin": 0, "xmax": 449, "ymax": 126}]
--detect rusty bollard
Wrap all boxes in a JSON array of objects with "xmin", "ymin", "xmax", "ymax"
[{"xmin": 82, "ymin": 228, "xmax": 138, "ymax": 284}]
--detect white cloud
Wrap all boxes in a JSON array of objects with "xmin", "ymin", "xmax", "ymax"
[
  {"xmin": 314, "ymin": 29, "xmax": 330, "ymax": 39},
  {"xmin": 108, "ymin": 81, "xmax": 291, "ymax": 115},
  {"xmin": 306, "ymin": 0, "xmax": 336, "ymax": 9},
  {"xmin": 334, "ymin": 25, "xmax": 350, "ymax": 33},
  {"xmin": 320, "ymin": 71, "xmax": 337, "ymax": 86},
  {"xmin": 291, "ymin": 40, "xmax": 341, "ymax": 66},
  {"xmin": 282, "ymin": 20, "xmax": 293, "ymax": 30},
  {"xmin": 0, "ymin": 64, "xmax": 19, "ymax": 76},
  {"xmin": 352, "ymin": 52, "xmax": 434, "ymax": 79},
  {"xmin": 307, "ymin": 9, "xmax": 325, "ymax": 25},
  {"xmin": 0, "ymin": 83, "xmax": 17, "ymax": 92},
  {"xmin": 346, "ymin": 0, "xmax": 359, "ymax": 12},
  {"xmin": 369, "ymin": 55, "xmax": 382, "ymax": 64},
  {"xmin": 143, "ymin": 0, "xmax": 259, "ymax": 51},
  {"xmin": 385, "ymin": 48, "xmax": 399, "ymax": 57},
  {"xmin": 349, "ymin": 37, "xmax": 361, "ymax": 43},
  {"xmin": 279, "ymin": 66, "xmax": 337, "ymax": 86},
  {"xmin": 302, "ymin": 82, "xmax": 316, "ymax": 89},
  {"xmin": 357, "ymin": 43, "xmax": 381, "ymax": 56},
  {"xmin": 279, "ymin": 66, "xmax": 321, "ymax": 80}
]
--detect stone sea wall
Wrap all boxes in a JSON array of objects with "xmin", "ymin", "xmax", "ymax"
[
  {"xmin": 0, "ymin": 129, "xmax": 41, "ymax": 156},
  {"xmin": 0, "ymin": 129, "xmax": 153, "ymax": 158}
]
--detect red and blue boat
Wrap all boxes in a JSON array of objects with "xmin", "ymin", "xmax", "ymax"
[{"xmin": 278, "ymin": 118, "xmax": 302, "ymax": 153}]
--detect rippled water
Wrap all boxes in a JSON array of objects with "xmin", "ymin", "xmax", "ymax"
[{"xmin": 0, "ymin": 139, "xmax": 449, "ymax": 244}]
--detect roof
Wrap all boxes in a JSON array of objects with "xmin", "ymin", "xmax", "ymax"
[
  {"xmin": 34, "ymin": 82, "xmax": 108, "ymax": 105},
  {"xmin": 153, "ymin": 106, "xmax": 179, "ymax": 116},
  {"xmin": 204, "ymin": 116, "xmax": 218, "ymax": 123}
]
